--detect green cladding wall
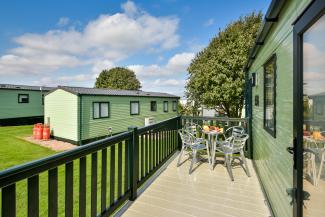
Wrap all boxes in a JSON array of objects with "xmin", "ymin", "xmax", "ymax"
[
  {"xmin": 0, "ymin": 89, "xmax": 45, "ymax": 119},
  {"xmin": 248, "ymin": 0, "xmax": 310, "ymax": 217},
  {"xmin": 80, "ymin": 95, "xmax": 178, "ymax": 141}
]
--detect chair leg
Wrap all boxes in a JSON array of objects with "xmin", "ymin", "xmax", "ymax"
[
  {"xmin": 316, "ymin": 153, "xmax": 324, "ymax": 186},
  {"xmin": 240, "ymin": 149, "xmax": 251, "ymax": 177},
  {"xmin": 225, "ymin": 154, "xmax": 234, "ymax": 181},
  {"xmin": 189, "ymin": 149, "xmax": 197, "ymax": 174},
  {"xmin": 177, "ymin": 146, "xmax": 185, "ymax": 167},
  {"xmin": 312, "ymin": 156, "xmax": 317, "ymax": 186},
  {"xmin": 206, "ymin": 142, "xmax": 212, "ymax": 170}
]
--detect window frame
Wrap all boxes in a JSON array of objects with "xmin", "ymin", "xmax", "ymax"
[
  {"xmin": 92, "ymin": 102, "xmax": 110, "ymax": 119},
  {"xmin": 130, "ymin": 101, "xmax": 140, "ymax": 115},
  {"xmin": 263, "ymin": 54, "xmax": 277, "ymax": 138},
  {"xmin": 172, "ymin": 100, "xmax": 177, "ymax": 112},
  {"xmin": 163, "ymin": 101, "xmax": 169, "ymax": 112},
  {"xmin": 18, "ymin": 94, "xmax": 29, "ymax": 104},
  {"xmin": 150, "ymin": 101, "xmax": 157, "ymax": 112}
]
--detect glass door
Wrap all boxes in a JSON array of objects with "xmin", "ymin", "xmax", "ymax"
[
  {"xmin": 293, "ymin": 1, "xmax": 325, "ymax": 217},
  {"xmin": 302, "ymin": 14, "xmax": 325, "ymax": 217}
]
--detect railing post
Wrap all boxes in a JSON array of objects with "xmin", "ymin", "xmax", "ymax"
[
  {"xmin": 177, "ymin": 116, "xmax": 182, "ymax": 150},
  {"xmin": 246, "ymin": 118, "xmax": 253, "ymax": 159},
  {"xmin": 128, "ymin": 126, "xmax": 139, "ymax": 201}
]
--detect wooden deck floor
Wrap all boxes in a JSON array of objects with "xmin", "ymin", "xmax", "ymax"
[{"xmin": 122, "ymin": 154, "xmax": 271, "ymax": 217}]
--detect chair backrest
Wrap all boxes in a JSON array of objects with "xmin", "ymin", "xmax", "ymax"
[
  {"xmin": 232, "ymin": 133, "xmax": 249, "ymax": 149},
  {"xmin": 184, "ymin": 123, "xmax": 202, "ymax": 137},
  {"xmin": 178, "ymin": 129, "xmax": 195, "ymax": 146},
  {"xmin": 225, "ymin": 126, "xmax": 245, "ymax": 138}
]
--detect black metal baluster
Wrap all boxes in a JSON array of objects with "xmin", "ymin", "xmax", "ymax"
[
  {"xmin": 118, "ymin": 142, "xmax": 122, "ymax": 198},
  {"xmin": 48, "ymin": 168, "xmax": 58, "ymax": 217},
  {"xmin": 91, "ymin": 152, "xmax": 97, "ymax": 217},
  {"xmin": 28, "ymin": 175, "xmax": 39, "ymax": 217},
  {"xmin": 79, "ymin": 157, "xmax": 86, "ymax": 217},
  {"xmin": 110, "ymin": 145, "xmax": 115, "ymax": 206},
  {"xmin": 124, "ymin": 140, "xmax": 129, "ymax": 193},
  {"xmin": 145, "ymin": 133, "xmax": 148, "ymax": 175},
  {"xmin": 2, "ymin": 183, "xmax": 16, "ymax": 217},
  {"xmin": 65, "ymin": 162, "xmax": 73, "ymax": 217},
  {"xmin": 141, "ymin": 134, "xmax": 145, "ymax": 179},
  {"xmin": 101, "ymin": 149, "xmax": 107, "ymax": 214},
  {"xmin": 149, "ymin": 132, "xmax": 152, "ymax": 171},
  {"xmin": 155, "ymin": 131, "xmax": 158, "ymax": 167}
]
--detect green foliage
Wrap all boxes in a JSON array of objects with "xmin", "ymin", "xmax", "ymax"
[
  {"xmin": 186, "ymin": 12, "xmax": 262, "ymax": 117},
  {"xmin": 95, "ymin": 67, "xmax": 142, "ymax": 90}
]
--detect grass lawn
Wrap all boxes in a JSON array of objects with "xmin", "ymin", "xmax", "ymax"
[
  {"xmin": 0, "ymin": 125, "xmax": 128, "ymax": 217},
  {"xmin": 0, "ymin": 125, "xmax": 55, "ymax": 170}
]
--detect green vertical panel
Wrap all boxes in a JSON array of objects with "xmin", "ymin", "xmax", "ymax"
[{"xmin": 248, "ymin": 1, "xmax": 311, "ymax": 217}]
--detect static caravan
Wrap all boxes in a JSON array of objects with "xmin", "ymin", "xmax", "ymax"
[
  {"xmin": 0, "ymin": 84, "xmax": 53, "ymax": 125},
  {"xmin": 45, "ymin": 86, "xmax": 179, "ymax": 145},
  {"xmin": 245, "ymin": 0, "xmax": 325, "ymax": 216}
]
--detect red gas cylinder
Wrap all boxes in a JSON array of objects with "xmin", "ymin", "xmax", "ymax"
[
  {"xmin": 34, "ymin": 123, "xmax": 43, "ymax": 140},
  {"xmin": 33, "ymin": 124, "xmax": 38, "ymax": 139},
  {"xmin": 43, "ymin": 125, "xmax": 50, "ymax": 140}
]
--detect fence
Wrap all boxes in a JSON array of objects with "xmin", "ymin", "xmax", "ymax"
[{"xmin": 0, "ymin": 116, "xmax": 181, "ymax": 217}]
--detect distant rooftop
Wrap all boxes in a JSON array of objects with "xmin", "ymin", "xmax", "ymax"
[
  {"xmin": 56, "ymin": 86, "xmax": 180, "ymax": 98},
  {"xmin": 0, "ymin": 84, "xmax": 54, "ymax": 91}
]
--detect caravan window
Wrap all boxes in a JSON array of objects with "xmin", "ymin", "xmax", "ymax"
[
  {"xmin": 150, "ymin": 101, "xmax": 157, "ymax": 111},
  {"xmin": 93, "ymin": 102, "xmax": 109, "ymax": 119},
  {"xmin": 130, "ymin": 101, "xmax": 140, "ymax": 115},
  {"xmin": 172, "ymin": 101, "xmax": 177, "ymax": 112},
  {"xmin": 163, "ymin": 101, "xmax": 168, "ymax": 112},
  {"xmin": 18, "ymin": 94, "xmax": 29, "ymax": 103},
  {"xmin": 263, "ymin": 55, "xmax": 276, "ymax": 137}
]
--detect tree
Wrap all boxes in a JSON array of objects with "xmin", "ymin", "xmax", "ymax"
[
  {"xmin": 95, "ymin": 67, "xmax": 141, "ymax": 90},
  {"xmin": 186, "ymin": 12, "xmax": 262, "ymax": 117}
]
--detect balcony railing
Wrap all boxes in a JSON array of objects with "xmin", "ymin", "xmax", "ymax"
[
  {"xmin": 0, "ymin": 116, "xmax": 180, "ymax": 217},
  {"xmin": 0, "ymin": 115, "xmax": 250, "ymax": 217}
]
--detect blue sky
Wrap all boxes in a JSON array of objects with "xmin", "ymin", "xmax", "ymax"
[{"xmin": 0, "ymin": 0, "xmax": 270, "ymax": 97}]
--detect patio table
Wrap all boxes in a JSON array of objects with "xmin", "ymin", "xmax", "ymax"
[{"xmin": 202, "ymin": 130, "xmax": 223, "ymax": 169}]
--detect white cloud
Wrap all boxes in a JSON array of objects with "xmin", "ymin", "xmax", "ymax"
[
  {"xmin": 166, "ymin": 52, "xmax": 195, "ymax": 71},
  {"xmin": 57, "ymin": 17, "xmax": 70, "ymax": 27},
  {"xmin": 121, "ymin": 1, "xmax": 139, "ymax": 17},
  {"xmin": 0, "ymin": 1, "xmax": 180, "ymax": 75},
  {"xmin": 128, "ymin": 52, "xmax": 194, "ymax": 78},
  {"xmin": 153, "ymin": 79, "xmax": 185, "ymax": 86},
  {"xmin": 204, "ymin": 18, "xmax": 215, "ymax": 27},
  {"xmin": 303, "ymin": 42, "xmax": 325, "ymax": 70}
]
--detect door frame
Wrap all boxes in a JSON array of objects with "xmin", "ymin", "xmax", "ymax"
[{"xmin": 293, "ymin": 1, "xmax": 325, "ymax": 217}]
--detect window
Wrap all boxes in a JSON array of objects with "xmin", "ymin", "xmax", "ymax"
[
  {"xmin": 264, "ymin": 54, "xmax": 276, "ymax": 137},
  {"xmin": 150, "ymin": 101, "xmax": 157, "ymax": 111},
  {"xmin": 130, "ymin": 101, "xmax": 140, "ymax": 115},
  {"xmin": 172, "ymin": 101, "xmax": 177, "ymax": 112},
  {"xmin": 93, "ymin": 102, "xmax": 109, "ymax": 119},
  {"xmin": 163, "ymin": 101, "xmax": 168, "ymax": 112},
  {"xmin": 18, "ymin": 94, "xmax": 29, "ymax": 103},
  {"xmin": 42, "ymin": 94, "xmax": 44, "ymax": 105}
]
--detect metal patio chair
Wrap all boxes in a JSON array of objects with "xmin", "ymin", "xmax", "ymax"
[
  {"xmin": 177, "ymin": 129, "xmax": 211, "ymax": 174},
  {"xmin": 218, "ymin": 133, "xmax": 250, "ymax": 181},
  {"xmin": 184, "ymin": 123, "xmax": 205, "ymax": 143}
]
